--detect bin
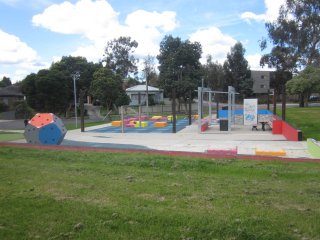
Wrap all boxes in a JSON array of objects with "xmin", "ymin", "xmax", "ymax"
[{"xmin": 220, "ymin": 119, "xmax": 228, "ymax": 131}]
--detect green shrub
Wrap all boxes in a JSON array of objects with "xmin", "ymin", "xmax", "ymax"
[
  {"xmin": 0, "ymin": 102, "xmax": 9, "ymax": 112},
  {"xmin": 14, "ymin": 101, "xmax": 35, "ymax": 119}
]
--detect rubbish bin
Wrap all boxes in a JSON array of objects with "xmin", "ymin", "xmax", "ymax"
[{"xmin": 220, "ymin": 119, "xmax": 228, "ymax": 131}]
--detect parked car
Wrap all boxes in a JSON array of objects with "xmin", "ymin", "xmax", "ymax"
[
  {"xmin": 93, "ymin": 99, "xmax": 101, "ymax": 106},
  {"xmin": 309, "ymin": 95, "xmax": 319, "ymax": 101}
]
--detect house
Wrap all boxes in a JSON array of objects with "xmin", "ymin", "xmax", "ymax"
[
  {"xmin": 251, "ymin": 70, "xmax": 272, "ymax": 94},
  {"xmin": 0, "ymin": 85, "xmax": 25, "ymax": 108},
  {"xmin": 126, "ymin": 85, "xmax": 164, "ymax": 106}
]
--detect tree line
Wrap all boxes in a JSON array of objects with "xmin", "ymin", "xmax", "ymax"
[
  {"xmin": 18, "ymin": 36, "xmax": 251, "ymax": 116},
  {"xmin": 4, "ymin": 0, "xmax": 319, "ymax": 117}
]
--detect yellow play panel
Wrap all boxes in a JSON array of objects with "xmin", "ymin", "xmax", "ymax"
[
  {"xmin": 111, "ymin": 121, "xmax": 122, "ymax": 127},
  {"xmin": 255, "ymin": 147, "xmax": 286, "ymax": 157},
  {"xmin": 154, "ymin": 122, "xmax": 168, "ymax": 128},
  {"xmin": 134, "ymin": 121, "xmax": 148, "ymax": 128}
]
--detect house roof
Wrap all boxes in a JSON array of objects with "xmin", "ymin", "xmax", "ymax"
[
  {"xmin": 0, "ymin": 85, "xmax": 24, "ymax": 97},
  {"xmin": 126, "ymin": 84, "xmax": 162, "ymax": 92}
]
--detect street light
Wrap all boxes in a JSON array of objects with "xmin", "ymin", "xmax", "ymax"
[{"xmin": 72, "ymin": 71, "xmax": 80, "ymax": 128}]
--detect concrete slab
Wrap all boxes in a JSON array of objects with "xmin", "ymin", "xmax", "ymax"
[{"xmin": 55, "ymin": 122, "xmax": 313, "ymax": 159}]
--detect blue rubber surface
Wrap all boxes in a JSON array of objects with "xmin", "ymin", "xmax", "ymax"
[
  {"xmin": 89, "ymin": 119, "xmax": 190, "ymax": 133},
  {"xmin": 218, "ymin": 109, "xmax": 272, "ymax": 118}
]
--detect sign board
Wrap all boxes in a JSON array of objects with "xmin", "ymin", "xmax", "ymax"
[{"xmin": 244, "ymin": 99, "xmax": 257, "ymax": 125}]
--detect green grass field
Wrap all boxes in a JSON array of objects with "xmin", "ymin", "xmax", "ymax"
[
  {"xmin": 282, "ymin": 107, "xmax": 320, "ymax": 140},
  {"xmin": 0, "ymin": 147, "xmax": 319, "ymax": 239},
  {"xmin": 0, "ymin": 132, "xmax": 24, "ymax": 142},
  {"xmin": 64, "ymin": 120, "xmax": 108, "ymax": 130}
]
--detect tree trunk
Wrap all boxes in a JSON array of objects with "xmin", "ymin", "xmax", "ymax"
[
  {"xmin": 273, "ymin": 89, "xmax": 277, "ymax": 115},
  {"xmin": 281, "ymin": 85, "xmax": 286, "ymax": 121},
  {"xmin": 172, "ymin": 88, "xmax": 176, "ymax": 133},
  {"xmin": 299, "ymin": 93, "xmax": 305, "ymax": 107},
  {"xmin": 267, "ymin": 89, "xmax": 270, "ymax": 110},
  {"xmin": 80, "ymin": 89, "xmax": 85, "ymax": 132},
  {"xmin": 184, "ymin": 100, "xmax": 188, "ymax": 115}
]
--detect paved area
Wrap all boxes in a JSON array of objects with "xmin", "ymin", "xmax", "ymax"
[
  {"xmin": 61, "ymin": 122, "xmax": 312, "ymax": 159},
  {"xmin": 2, "ymin": 119, "xmax": 313, "ymax": 159}
]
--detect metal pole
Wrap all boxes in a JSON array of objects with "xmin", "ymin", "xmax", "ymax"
[
  {"xmin": 146, "ymin": 76, "xmax": 149, "ymax": 117},
  {"xmin": 200, "ymin": 78, "xmax": 204, "ymax": 119},
  {"xmin": 121, "ymin": 106, "xmax": 124, "ymax": 133},
  {"xmin": 197, "ymin": 87, "xmax": 202, "ymax": 134},
  {"xmin": 209, "ymin": 92, "xmax": 212, "ymax": 125},
  {"xmin": 228, "ymin": 89, "xmax": 231, "ymax": 132},
  {"xmin": 73, "ymin": 74, "xmax": 78, "ymax": 128},
  {"xmin": 139, "ymin": 105, "xmax": 141, "ymax": 128}
]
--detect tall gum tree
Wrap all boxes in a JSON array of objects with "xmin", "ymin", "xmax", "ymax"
[{"xmin": 260, "ymin": 0, "xmax": 320, "ymax": 110}]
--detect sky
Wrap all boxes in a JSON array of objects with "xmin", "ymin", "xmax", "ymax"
[{"xmin": 0, "ymin": 0, "xmax": 285, "ymax": 83}]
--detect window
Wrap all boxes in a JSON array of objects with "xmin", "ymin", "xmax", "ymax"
[
  {"xmin": 261, "ymin": 75, "xmax": 265, "ymax": 79},
  {"xmin": 260, "ymin": 84, "xmax": 265, "ymax": 89}
]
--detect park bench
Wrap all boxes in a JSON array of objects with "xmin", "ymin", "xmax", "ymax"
[
  {"xmin": 266, "ymin": 120, "xmax": 273, "ymax": 129},
  {"xmin": 252, "ymin": 124, "xmax": 258, "ymax": 131}
]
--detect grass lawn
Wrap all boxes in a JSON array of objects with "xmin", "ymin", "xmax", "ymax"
[
  {"xmin": 282, "ymin": 107, "xmax": 320, "ymax": 140},
  {"xmin": 0, "ymin": 132, "xmax": 24, "ymax": 142},
  {"xmin": 0, "ymin": 147, "xmax": 319, "ymax": 239}
]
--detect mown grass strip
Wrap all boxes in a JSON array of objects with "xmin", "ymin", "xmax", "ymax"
[{"xmin": 0, "ymin": 147, "xmax": 319, "ymax": 239}]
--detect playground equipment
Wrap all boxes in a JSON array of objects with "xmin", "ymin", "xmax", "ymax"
[
  {"xmin": 197, "ymin": 86, "xmax": 236, "ymax": 133},
  {"xmin": 24, "ymin": 113, "xmax": 67, "ymax": 145},
  {"xmin": 113, "ymin": 105, "xmax": 172, "ymax": 132}
]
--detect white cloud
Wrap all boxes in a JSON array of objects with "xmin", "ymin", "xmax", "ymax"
[
  {"xmin": 125, "ymin": 10, "xmax": 178, "ymax": 32},
  {"xmin": 189, "ymin": 27, "xmax": 237, "ymax": 63},
  {"xmin": 241, "ymin": 0, "xmax": 285, "ymax": 23},
  {"xmin": 0, "ymin": 29, "xmax": 39, "ymax": 65},
  {"xmin": 246, "ymin": 53, "xmax": 275, "ymax": 71},
  {"xmin": 32, "ymin": 0, "xmax": 178, "ymax": 62},
  {"xmin": 246, "ymin": 53, "xmax": 262, "ymax": 69},
  {"xmin": 0, "ymin": 29, "xmax": 50, "ymax": 82},
  {"xmin": 1, "ymin": 61, "xmax": 50, "ymax": 83}
]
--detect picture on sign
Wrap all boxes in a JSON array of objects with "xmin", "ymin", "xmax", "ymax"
[{"xmin": 244, "ymin": 99, "xmax": 257, "ymax": 125}]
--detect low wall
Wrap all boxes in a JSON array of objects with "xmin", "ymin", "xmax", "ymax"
[
  {"xmin": 200, "ymin": 118, "xmax": 209, "ymax": 132},
  {"xmin": 201, "ymin": 121, "xmax": 209, "ymax": 132},
  {"xmin": 307, "ymin": 139, "xmax": 320, "ymax": 158},
  {"xmin": 272, "ymin": 116, "xmax": 302, "ymax": 141}
]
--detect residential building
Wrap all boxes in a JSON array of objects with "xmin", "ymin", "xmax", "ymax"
[
  {"xmin": 125, "ymin": 85, "xmax": 163, "ymax": 106},
  {"xmin": 0, "ymin": 85, "xmax": 25, "ymax": 108},
  {"xmin": 251, "ymin": 70, "xmax": 272, "ymax": 94}
]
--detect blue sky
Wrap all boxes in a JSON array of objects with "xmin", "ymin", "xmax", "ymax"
[{"xmin": 0, "ymin": 0, "xmax": 285, "ymax": 82}]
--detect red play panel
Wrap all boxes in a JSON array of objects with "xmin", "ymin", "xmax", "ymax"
[{"xmin": 29, "ymin": 113, "xmax": 54, "ymax": 128}]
